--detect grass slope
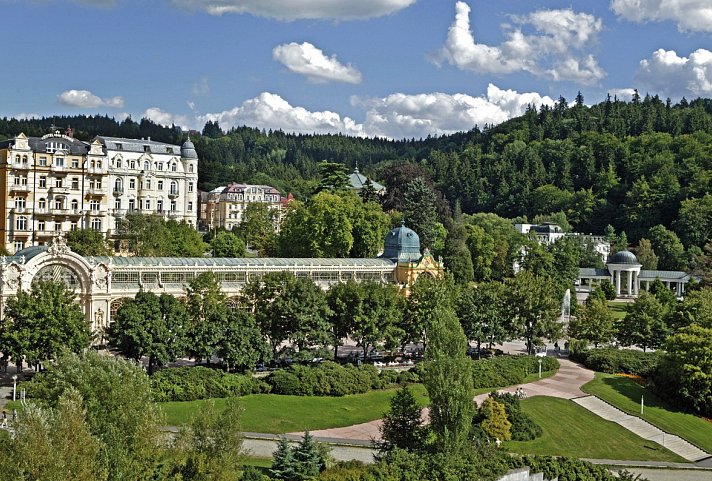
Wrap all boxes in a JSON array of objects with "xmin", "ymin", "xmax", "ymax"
[
  {"xmin": 505, "ymin": 397, "xmax": 685, "ymax": 462},
  {"xmin": 582, "ymin": 373, "xmax": 712, "ymax": 454},
  {"xmin": 162, "ymin": 384, "xmax": 429, "ymax": 433}
]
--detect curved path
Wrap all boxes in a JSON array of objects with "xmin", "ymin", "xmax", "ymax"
[{"xmin": 298, "ymin": 357, "xmax": 593, "ymax": 442}]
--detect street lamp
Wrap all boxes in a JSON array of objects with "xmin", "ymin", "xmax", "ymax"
[
  {"xmin": 12, "ymin": 375, "xmax": 17, "ymax": 402},
  {"xmin": 538, "ymin": 359, "xmax": 542, "ymax": 379}
]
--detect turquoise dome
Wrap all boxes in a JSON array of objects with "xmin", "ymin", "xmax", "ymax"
[{"xmin": 380, "ymin": 223, "xmax": 421, "ymax": 262}]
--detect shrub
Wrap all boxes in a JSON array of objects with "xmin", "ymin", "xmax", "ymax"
[
  {"xmin": 396, "ymin": 369, "xmax": 420, "ymax": 384},
  {"xmin": 480, "ymin": 397, "xmax": 512, "ymax": 441},
  {"xmin": 150, "ymin": 367, "xmax": 269, "ymax": 402},
  {"xmin": 471, "ymin": 356, "xmax": 559, "ymax": 389},
  {"xmin": 266, "ymin": 361, "xmax": 378, "ymax": 396},
  {"xmin": 571, "ymin": 348, "xmax": 661, "ymax": 376},
  {"xmin": 488, "ymin": 392, "xmax": 542, "ymax": 441},
  {"xmin": 509, "ymin": 455, "xmax": 633, "ymax": 481}
]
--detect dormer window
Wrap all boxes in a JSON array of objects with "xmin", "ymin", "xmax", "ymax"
[
  {"xmin": 116, "ymin": 143, "xmax": 123, "ymax": 150},
  {"xmin": 171, "ymin": 163, "xmax": 177, "ymax": 172},
  {"xmin": 143, "ymin": 145, "xmax": 150, "ymax": 153}
]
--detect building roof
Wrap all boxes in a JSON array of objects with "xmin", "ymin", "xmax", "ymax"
[
  {"xmin": 348, "ymin": 167, "xmax": 385, "ymax": 192},
  {"xmin": 86, "ymin": 256, "xmax": 395, "ymax": 269},
  {"xmin": 181, "ymin": 138, "xmax": 198, "ymax": 159},
  {"xmin": 639, "ymin": 270, "xmax": 691, "ymax": 280},
  {"xmin": 96, "ymin": 136, "xmax": 181, "ymax": 155},
  {"xmin": 380, "ymin": 223, "xmax": 421, "ymax": 262},
  {"xmin": 222, "ymin": 183, "xmax": 281, "ymax": 195},
  {"xmin": 579, "ymin": 267, "xmax": 611, "ymax": 277},
  {"xmin": 607, "ymin": 250, "xmax": 640, "ymax": 265},
  {"xmin": 7, "ymin": 245, "xmax": 49, "ymax": 263}
]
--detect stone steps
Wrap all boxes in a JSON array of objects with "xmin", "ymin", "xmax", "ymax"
[{"xmin": 572, "ymin": 395, "xmax": 710, "ymax": 462}]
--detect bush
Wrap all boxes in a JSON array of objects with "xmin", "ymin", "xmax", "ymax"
[
  {"xmin": 150, "ymin": 366, "xmax": 270, "ymax": 402},
  {"xmin": 571, "ymin": 348, "xmax": 661, "ymax": 376},
  {"xmin": 267, "ymin": 361, "xmax": 379, "ymax": 396},
  {"xmin": 471, "ymin": 356, "xmax": 559, "ymax": 389},
  {"xmin": 488, "ymin": 392, "xmax": 542, "ymax": 441},
  {"xmin": 509, "ymin": 455, "xmax": 636, "ymax": 481}
]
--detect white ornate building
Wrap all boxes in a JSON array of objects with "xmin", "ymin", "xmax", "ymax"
[
  {"xmin": 0, "ymin": 131, "xmax": 198, "ymax": 254},
  {"xmin": 198, "ymin": 183, "xmax": 291, "ymax": 232}
]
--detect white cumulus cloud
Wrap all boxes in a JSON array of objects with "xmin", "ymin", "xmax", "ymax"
[
  {"xmin": 142, "ymin": 107, "xmax": 191, "ymax": 128},
  {"xmin": 435, "ymin": 1, "xmax": 604, "ymax": 84},
  {"xmin": 607, "ymin": 88, "xmax": 637, "ymax": 101},
  {"xmin": 611, "ymin": 0, "xmax": 712, "ymax": 32},
  {"xmin": 636, "ymin": 48, "xmax": 712, "ymax": 97},
  {"xmin": 170, "ymin": 0, "xmax": 415, "ymax": 20},
  {"xmin": 58, "ymin": 89, "xmax": 124, "ymax": 109},
  {"xmin": 198, "ymin": 92, "xmax": 366, "ymax": 136},
  {"xmin": 273, "ymin": 42, "xmax": 362, "ymax": 84},
  {"xmin": 354, "ymin": 84, "xmax": 554, "ymax": 139}
]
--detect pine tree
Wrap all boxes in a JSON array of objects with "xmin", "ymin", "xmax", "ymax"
[
  {"xmin": 293, "ymin": 431, "xmax": 327, "ymax": 480},
  {"xmin": 378, "ymin": 385, "xmax": 427, "ymax": 456},
  {"xmin": 270, "ymin": 437, "xmax": 297, "ymax": 481},
  {"xmin": 480, "ymin": 397, "xmax": 512, "ymax": 441}
]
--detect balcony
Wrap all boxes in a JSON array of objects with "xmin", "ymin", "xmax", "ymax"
[
  {"xmin": 10, "ymin": 185, "xmax": 30, "ymax": 194},
  {"xmin": 87, "ymin": 209, "xmax": 106, "ymax": 216},
  {"xmin": 168, "ymin": 190, "xmax": 179, "ymax": 199},
  {"xmin": 52, "ymin": 165, "xmax": 67, "ymax": 175},
  {"xmin": 168, "ymin": 210, "xmax": 181, "ymax": 219},
  {"xmin": 10, "ymin": 161, "xmax": 30, "ymax": 170},
  {"xmin": 113, "ymin": 187, "xmax": 124, "ymax": 197},
  {"xmin": 113, "ymin": 209, "xmax": 127, "ymax": 218},
  {"xmin": 49, "ymin": 186, "xmax": 70, "ymax": 195},
  {"xmin": 67, "ymin": 208, "xmax": 83, "ymax": 217},
  {"xmin": 86, "ymin": 188, "xmax": 105, "ymax": 197},
  {"xmin": 87, "ymin": 166, "xmax": 108, "ymax": 175},
  {"xmin": 12, "ymin": 207, "xmax": 28, "ymax": 214}
]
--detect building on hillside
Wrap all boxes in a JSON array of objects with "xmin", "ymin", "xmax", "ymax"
[
  {"xmin": 577, "ymin": 250, "xmax": 696, "ymax": 298},
  {"xmin": 516, "ymin": 222, "xmax": 611, "ymax": 263},
  {"xmin": 0, "ymin": 225, "xmax": 442, "ymax": 332},
  {"xmin": 198, "ymin": 183, "xmax": 292, "ymax": 232},
  {"xmin": 0, "ymin": 131, "xmax": 198, "ymax": 254},
  {"xmin": 348, "ymin": 167, "xmax": 386, "ymax": 195}
]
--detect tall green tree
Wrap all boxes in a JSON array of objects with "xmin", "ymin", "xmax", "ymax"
[
  {"xmin": 567, "ymin": 297, "xmax": 615, "ymax": 347},
  {"xmin": 0, "ymin": 280, "xmax": 91, "ymax": 369},
  {"xmin": 238, "ymin": 202, "xmax": 278, "ymax": 254},
  {"xmin": 456, "ymin": 282, "xmax": 510, "ymax": 354},
  {"xmin": 635, "ymin": 238, "xmax": 659, "ymax": 270},
  {"xmin": 107, "ymin": 291, "xmax": 187, "ymax": 374},
  {"xmin": 618, "ymin": 291, "xmax": 668, "ymax": 351},
  {"xmin": 647, "ymin": 224, "xmax": 686, "ymax": 270},
  {"xmin": 217, "ymin": 310, "xmax": 270, "ymax": 372},
  {"xmin": 185, "ymin": 272, "xmax": 228, "ymax": 363},
  {"xmin": 314, "ymin": 160, "xmax": 349, "ymax": 194},
  {"xmin": 675, "ymin": 193, "xmax": 712, "ymax": 248},
  {"xmin": 377, "ymin": 385, "xmax": 427, "ymax": 456},
  {"xmin": 66, "ymin": 229, "xmax": 112, "ymax": 256},
  {"xmin": 402, "ymin": 177, "xmax": 442, "ymax": 250},
  {"xmin": 505, "ymin": 271, "xmax": 561, "ymax": 355},
  {"xmin": 210, "ymin": 230, "xmax": 246, "ymax": 257}
]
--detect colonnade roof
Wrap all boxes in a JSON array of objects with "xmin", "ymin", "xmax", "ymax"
[{"xmin": 87, "ymin": 256, "xmax": 396, "ymax": 268}]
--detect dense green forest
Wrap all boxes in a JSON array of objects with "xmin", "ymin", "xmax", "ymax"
[{"xmin": 3, "ymin": 93, "xmax": 712, "ymax": 250}]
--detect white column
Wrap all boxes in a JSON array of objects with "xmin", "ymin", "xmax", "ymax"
[
  {"xmin": 627, "ymin": 270, "xmax": 632, "ymax": 296},
  {"xmin": 632, "ymin": 271, "xmax": 638, "ymax": 295},
  {"xmin": 615, "ymin": 270, "xmax": 621, "ymax": 296}
]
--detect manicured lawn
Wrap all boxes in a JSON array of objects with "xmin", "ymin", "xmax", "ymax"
[
  {"xmin": 162, "ymin": 384, "xmax": 429, "ymax": 433},
  {"xmin": 582, "ymin": 372, "xmax": 712, "ymax": 454},
  {"xmin": 505, "ymin": 397, "xmax": 685, "ymax": 462},
  {"xmin": 608, "ymin": 301, "xmax": 628, "ymax": 319}
]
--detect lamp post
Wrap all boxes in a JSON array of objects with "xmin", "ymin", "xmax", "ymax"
[
  {"xmin": 538, "ymin": 359, "xmax": 542, "ymax": 379},
  {"xmin": 12, "ymin": 374, "xmax": 17, "ymax": 402}
]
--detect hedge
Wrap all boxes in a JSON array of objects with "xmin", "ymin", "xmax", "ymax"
[
  {"xmin": 509, "ymin": 456, "xmax": 646, "ymax": 481},
  {"xmin": 488, "ymin": 392, "xmax": 542, "ymax": 441},
  {"xmin": 266, "ymin": 361, "xmax": 418, "ymax": 396},
  {"xmin": 151, "ymin": 366, "xmax": 270, "ymax": 402},
  {"xmin": 570, "ymin": 348, "xmax": 661, "ymax": 376},
  {"xmin": 471, "ymin": 355, "xmax": 559, "ymax": 389}
]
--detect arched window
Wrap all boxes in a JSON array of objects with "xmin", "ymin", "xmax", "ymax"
[
  {"xmin": 171, "ymin": 163, "xmax": 177, "ymax": 172},
  {"xmin": 14, "ymin": 197, "xmax": 26, "ymax": 209},
  {"xmin": 21, "ymin": 155, "xmax": 28, "ymax": 164},
  {"xmin": 189, "ymin": 164, "xmax": 194, "ymax": 173},
  {"xmin": 130, "ymin": 160, "xmax": 136, "ymax": 169},
  {"xmin": 91, "ymin": 218, "xmax": 102, "ymax": 231},
  {"xmin": 71, "ymin": 199, "xmax": 79, "ymax": 211},
  {"xmin": 114, "ymin": 178, "xmax": 123, "ymax": 192},
  {"xmin": 14, "ymin": 155, "xmax": 20, "ymax": 163},
  {"xmin": 34, "ymin": 264, "xmax": 82, "ymax": 290},
  {"xmin": 38, "ymin": 198, "xmax": 46, "ymax": 209},
  {"xmin": 54, "ymin": 199, "xmax": 64, "ymax": 210},
  {"xmin": 144, "ymin": 160, "xmax": 150, "ymax": 171},
  {"xmin": 170, "ymin": 181, "xmax": 178, "ymax": 195},
  {"xmin": 16, "ymin": 216, "xmax": 27, "ymax": 230}
]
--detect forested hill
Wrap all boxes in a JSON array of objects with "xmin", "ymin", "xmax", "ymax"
[{"xmin": 3, "ymin": 94, "xmax": 712, "ymax": 245}]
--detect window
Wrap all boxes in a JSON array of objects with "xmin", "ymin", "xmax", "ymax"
[
  {"xmin": 169, "ymin": 181, "xmax": 178, "ymax": 195},
  {"xmin": 115, "ymin": 199, "xmax": 121, "ymax": 210},
  {"xmin": 38, "ymin": 220, "xmax": 45, "ymax": 231},
  {"xmin": 170, "ymin": 200, "xmax": 176, "ymax": 211},
  {"xmin": 72, "ymin": 177, "xmax": 79, "ymax": 189},
  {"xmin": 146, "ymin": 179, "xmax": 151, "ymax": 189},
  {"xmin": 91, "ymin": 218, "xmax": 101, "ymax": 231},
  {"xmin": 54, "ymin": 178, "xmax": 63, "ymax": 188},
  {"xmin": 157, "ymin": 180, "xmax": 163, "ymax": 190},
  {"xmin": 39, "ymin": 156, "xmax": 47, "ymax": 166},
  {"xmin": 97, "ymin": 160, "xmax": 102, "ymax": 168},
  {"xmin": 189, "ymin": 164, "xmax": 194, "ymax": 173},
  {"xmin": 188, "ymin": 182, "xmax": 194, "ymax": 193},
  {"xmin": 188, "ymin": 201, "xmax": 193, "ymax": 212},
  {"xmin": 70, "ymin": 222, "xmax": 77, "ymax": 231},
  {"xmin": 157, "ymin": 200, "xmax": 163, "ymax": 212},
  {"xmin": 55, "ymin": 157, "xmax": 65, "ymax": 167},
  {"xmin": 145, "ymin": 199, "xmax": 151, "ymax": 210},
  {"xmin": 116, "ymin": 159, "xmax": 122, "ymax": 168},
  {"xmin": 90, "ymin": 200, "xmax": 100, "ymax": 211},
  {"xmin": 14, "ymin": 197, "xmax": 25, "ymax": 209},
  {"xmin": 39, "ymin": 176, "xmax": 47, "ymax": 188},
  {"xmin": 16, "ymin": 216, "xmax": 27, "ymax": 230},
  {"xmin": 71, "ymin": 159, "xmax": 79, "ymax": 168},
  {"xmin": 14, "ymin": 241, "xmax": 24, "ymax": 253},
  {"xmin": 144, "ymin": 161, "xmax": 150, "ymax": 171},
  {"xmin": 143, "ymin": 145, "xmax": 150, "ymax": 153},
  {"xmin": 21, "ymin": 155, "xmax": 28, "ymax": 165},
  {"xmin": 114, "ymin": 179, "xmax": 123, "ymax": 192},
  {"xmin": 129, "ymin": 178, "xmax": 136, "ymax": 189},
  {"xmin": 54, "ymin": 199, "xmax": 64, "ymax": 210},
  {"xmin": 128, "ymin": 199, "xmax": 135, "ymax": 211},
  {"xmin": 116, "ymin": 143, "xmax": 123, "ymax": 150},
  {"xmin": 129, "ymin": 161, "xmax": 136, "ymax": 169},
  {"xmin": 138, "ymin": 199, "xmax": 143, "ymax": 210},
  {"xmin": 71, "ymin": 199, "xmax": 79, "ymax": 211},
  {"xmin": 55, "ymin": 221, "xmax": 62, "ymax": 232},
  {"xmin": 171, "ymin": 163, "xmax": 177, "ymax": 172},
  {"xmin": 38, "ymin": 198, "xmax": 46, "ymax": 209},
  {"xmin": 157, "ymin": 163, "xmax": 163, "ymax": 171}
]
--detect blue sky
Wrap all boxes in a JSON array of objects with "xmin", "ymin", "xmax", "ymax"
[{"xmin": 3, "ymin": 0, "xmax": 712, "ymax": 139}]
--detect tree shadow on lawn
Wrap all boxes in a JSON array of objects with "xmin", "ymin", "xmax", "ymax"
[{"xmin": 600, "ymin": 375, "xmax": 692, "ymax": 416}]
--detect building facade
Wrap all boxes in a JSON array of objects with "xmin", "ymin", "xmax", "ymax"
[
  {"xmin": 0, "ymin": 225, "xmax": 442, "ymax": 332},
  {"xmin": 0, "ymin": 132, "xmax": 198, "ymax": 254},
  {"xmin": 198, "ymin": 183, "xmax": 291, "ymax": 232}
]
